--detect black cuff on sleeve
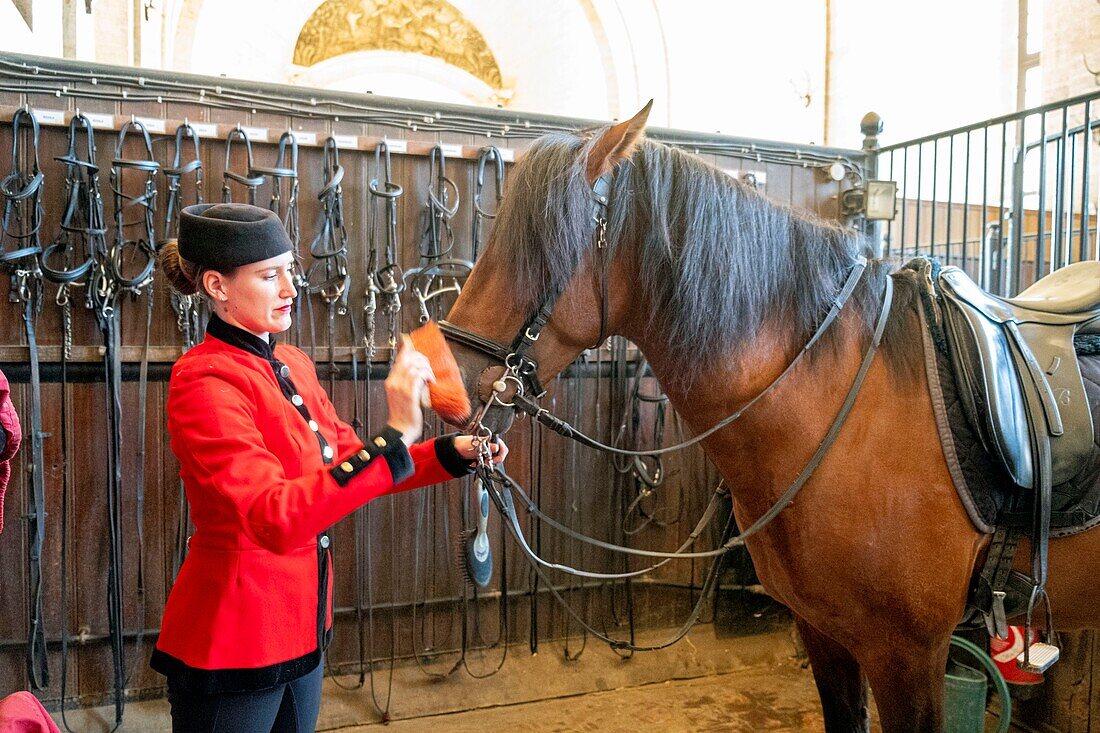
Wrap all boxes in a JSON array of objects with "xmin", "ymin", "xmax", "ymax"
[
  {"xmin": 329, "ymin": 426, "xmax": 413, "ymax": 487},
  {"xmin": 435, "ymin": 434, "xmax": 477, "ymax": 478},
  {"xmin": 376, "ymin": 426, "xmax": 413, "ymax": 483}
]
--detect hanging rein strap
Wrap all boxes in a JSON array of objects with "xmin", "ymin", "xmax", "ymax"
[
  {"xmin": 164, "ymin": 124, "xmax": 203, "ymax": 578},
  {"xmin": 310, "ymin": 135, "xmax": 363, "ymax": 463},
  {"xmin": 41, "ymin": 114, "xmax": 106, "ymax": 723},
  {"xmin": 110, "ymin": 119, "xmax": 161, "ymax": 709},
  {"xmin": 1, "ymin": 107, "xmax": 49, "ymax": 690}
]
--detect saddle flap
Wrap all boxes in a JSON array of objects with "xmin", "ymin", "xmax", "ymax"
[
  {"xmin": 939, "ymin": 281, "xmax": 1034, "ymax": 487},
  {"xmin": 1010, "ymin": 321, "xmax": 1095, "ymax": 476}
]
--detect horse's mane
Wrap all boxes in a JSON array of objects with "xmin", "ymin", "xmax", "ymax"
[{"xmin": 489, "ymin": 131, "xmax": 922, "ymax": 388}]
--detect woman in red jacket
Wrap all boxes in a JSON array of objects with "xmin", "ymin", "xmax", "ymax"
[{"xmin": 152, "ymin": 203, "xmax": 504, "ymax": 733}]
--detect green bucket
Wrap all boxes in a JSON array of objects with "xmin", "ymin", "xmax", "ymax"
[
  {"xmin": 944, "ymin": 636, "xmax": 1012, "ymax": 733},
  {"xmin": 944, "ymin": 659, "xmax": 988, "ymax": 733}
]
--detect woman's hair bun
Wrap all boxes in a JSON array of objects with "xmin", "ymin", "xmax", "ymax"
[{"xmin": 159, "ymin": 239, "xmax": 199, "ymax": 296}]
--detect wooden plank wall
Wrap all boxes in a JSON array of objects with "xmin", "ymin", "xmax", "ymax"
[
  {"xmin": 1013, "ymin": 631, "xmax": 1100, "ymax": 733},
  {"xmin": 0, "ymin": 63, "xmax": 853, "ymax": 709}
]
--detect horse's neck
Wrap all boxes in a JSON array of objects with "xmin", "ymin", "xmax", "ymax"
[{"xmin": 628, "ymin": 314, "xmax": 873, "ymax": 515}]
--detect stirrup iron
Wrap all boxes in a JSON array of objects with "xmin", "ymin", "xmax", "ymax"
[{"xmin": 1017, "ymin": 641, "xmax": 1060, "ymax": 674}]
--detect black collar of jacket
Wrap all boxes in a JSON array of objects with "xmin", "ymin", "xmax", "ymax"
[{"xmin": 206, "ymin": 314, "xmax": 278, "ymax": 362}]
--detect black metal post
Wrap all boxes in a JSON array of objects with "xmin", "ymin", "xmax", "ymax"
[{"xmin": 861, "ymin": 111, "xmax": 884, "ymax": 257}]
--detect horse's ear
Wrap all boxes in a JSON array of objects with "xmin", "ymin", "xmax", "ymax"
[{"xmin": 585, "ymin": 99, "xmax": 652, "ymax": 185}]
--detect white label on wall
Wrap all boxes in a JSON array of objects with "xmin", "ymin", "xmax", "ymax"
[
  {"xmin": 333, "ymin": 134, "xmax": 358, "ymax": 149},
  {"xmin": 440, "ymin": 143, "xmax": 463, "ymax": 158},
  {"xmin": 134, "ymin": 116, "xmax": 166, "ymax": 134},
  {"xmin": 33, "ymin": 109, "xmax": 65, "ymax": 124},
  {"xmin": 84, "ymin": 112, "xmax": 114, "ymax": 128},
  {"xmin": 191, "ymin": 122, "xmax": 218, "ymax": 138},
  {"xmin": 240, "ymin": 126, "xmax": 268, "ymax": 142},
  {"xmin": 734, "ymin": 170, "xmax": 767, "ymax": 191},
  {"xmin": 382, "ymin": 138, "xmax": 407, "ymax": 154},
  {"xmin": 498, "ymin": 147, "xmax": 514, "ymax": 162},
  {"xmin": 293, "ymin": 131, "xmax": 317, "ymax": 146}
]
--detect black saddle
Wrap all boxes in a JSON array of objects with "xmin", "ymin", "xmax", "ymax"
[{"xmin": 938, "ymin": 261, "xmax": 1099, "ymax": 490}]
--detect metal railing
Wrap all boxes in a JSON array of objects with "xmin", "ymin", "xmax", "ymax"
[{"xmin": 877, "ymin": 89, "xmax": 1099, "ymax": 296}]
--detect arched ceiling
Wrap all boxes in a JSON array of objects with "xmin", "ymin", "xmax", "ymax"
[
  {"xmin": 171, "ymin": 0, "xmax": 671, "ymax": 122},
  {"xmin": 291, "ymin": 0, "xmax": 503, "ymax": 91}
]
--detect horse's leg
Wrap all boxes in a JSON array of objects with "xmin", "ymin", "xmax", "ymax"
[
  {"xmin": 861, "ymin": 636, "xmax": 950, "ymax": 733},
  {"xmin": 793, "ymin": 615, "xmax": 870, "ymax": 733}
]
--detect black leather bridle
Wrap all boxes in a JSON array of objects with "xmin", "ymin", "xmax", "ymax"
[
  {"xmin": 1, "ymin": 106, "xmax": 49, "ymax": 692},
  {"xmin": 438, "ymin": 170, "xmax": 613, "ymax": 402}
]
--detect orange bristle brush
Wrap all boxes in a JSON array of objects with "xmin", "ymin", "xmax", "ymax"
[{"xmin": 408, "ymin": 321, "xmax": 471, "ymax": 425}]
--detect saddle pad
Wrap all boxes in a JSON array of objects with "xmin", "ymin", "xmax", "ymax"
[{"xmin": 919, "ymin": 285, "xmax": 1100, "ymax": 536}]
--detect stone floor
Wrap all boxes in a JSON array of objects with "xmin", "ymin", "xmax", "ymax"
[
  {"xmin": 342, "ymin": 663, "xmax": 827, "ymax": 732},
  {"xmin": 52, "ymin": 624, "xmax": 1017, "ymax": 732}
]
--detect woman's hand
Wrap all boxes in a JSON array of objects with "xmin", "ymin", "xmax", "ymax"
[
  {"xmin": 453, "ymin": 435, "xmax": 508, "ymax": 465},
  {"xmin": 385, "ymin": 337, "xmax": 435, "ymax": 446}
]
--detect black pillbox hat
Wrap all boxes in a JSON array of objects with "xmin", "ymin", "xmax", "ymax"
[{"xmin": 179, "ymin": 203, "xmax": 293, "ymax": 270}]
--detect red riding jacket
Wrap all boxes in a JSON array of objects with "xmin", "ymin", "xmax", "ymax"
[
  {"xmin": 151, "ymin": 316, "xmax": 472, "ymax": 694},
  {"xmin": 0, "ymin": 366, "xmax": 21, "ymax": 535}
]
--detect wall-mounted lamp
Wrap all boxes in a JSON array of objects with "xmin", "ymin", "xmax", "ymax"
[{"xmin": 841, "ymin": 180, "xmax": 897, "ymax": 221}]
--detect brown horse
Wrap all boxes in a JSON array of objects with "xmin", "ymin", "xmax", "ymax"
[{"xmin": 442, "ymin": 103, "xmax": 1100, "ymax": 732}]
